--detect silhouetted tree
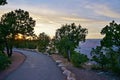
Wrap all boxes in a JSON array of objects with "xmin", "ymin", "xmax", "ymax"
[
  {"xmin": 0, "ymin": 29, "xmax": 4, "ymax": 52},
  {"xmin": 91, "ymin": 21, "xmax": 120, "ymax": 73},
  {"xmin": 0, "ymin": 9, "xmax": 36, "ymax": 57},
  {"xmin": 47, "ymin": 37, "xmax": 56, "ymax": 54},
  {"xmin": 101, "ymin": 20, "xmax": 120, "ymax": 72},
  {"xmin": 91, "ymin": 46, "xmax": 109, "ymax": 69},
  {"xmin": 0, "ymin": 0, "xmax": 7, "ymax": 5},
  {"xmin": 38, "ymin": 32, "xmax": 50, "ymax": 53},
  {"xmin": 101, "ymin": 20, "xmax": 120, "ymax": 48},
  {"xmin": 55, "ymin": 23, "xmax": 88, "ymax": 61}
]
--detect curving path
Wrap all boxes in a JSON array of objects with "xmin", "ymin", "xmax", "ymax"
[{"xmin": 6, "ymin": 49, "xmax": 65, "ymax": 80}]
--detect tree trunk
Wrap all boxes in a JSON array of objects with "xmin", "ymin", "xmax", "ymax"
[
  {"xmin": 9, "ymin": 37, "xmax": 14, "ymax": 57},
  {"xmin": 5, "ymin": 38, "xmax": 13, "ymax": 57},
  {"xmin": 5, "ymin": 40, "xmax": 10, "ymax": 55},
  {"xmin": 67, "ymin": 50, "xmax": 71, "ymax": 61},
  {"xmin": 8, "ymin": 45, "xmax": 13, "ymax": 57}
]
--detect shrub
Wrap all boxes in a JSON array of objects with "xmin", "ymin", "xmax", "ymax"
[
  {"xmin": 14, "ymin": 40, "xmax": 37, "ymax": 49},
  {"xmin": 91, "ymin": 46, "xmax": 109, "ymax": 69},
  {"xmin": 107, "ymin": 51, "xmax": 120, "ymax": 74},
  {"xmin": 0, "ymin": 43, "xmax": 5, "ymax": 52},
  {"xmin": 63, "ymin": 52, "xmax": 68, "ymax": 58},
  {"xmin": 110, "ymin": 65, "xmax": 120, "ymax": 75},
  {"xmin": 71, "ymin": 51, "xmax": 89, "ymax": 67},
  {"xmin": 0, "ymin": 52, "xmax": 11, "ymax": 70},
  {"xmin": 27, "ymin": 43, "xmax": 37, "ymax": 49},
  {"xmin": 38, "ymin": 45, "xmax": 46, "ymax": 53}
]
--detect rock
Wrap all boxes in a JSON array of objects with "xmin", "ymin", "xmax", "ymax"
[
  {"xmin": 97, "ymin": 72, "xmax": 104, "ymax": 75},
  {"xmin": 61, "ymin": 67, "xmax": 66, "ymax": 71},
  {"xmin": 56, "ymin": 60, "xmax": 62, "ymax": 63},
  {"xmin": 85, "ymin": 62, "xmax": 93, "ymax": 65},
  {"xmin": 67, "ymin": 76, "xmax": 76, "ymax": 80},
  {"xmin": 63, "ymin": 70, "xmax": 71, "ymax": 76},
  {"xmin": 58, "ymin": 63, "xmax": 66, "ymax": 67}
]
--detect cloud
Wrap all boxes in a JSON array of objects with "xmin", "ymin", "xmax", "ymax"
[
  {"xmin": 0, "ymin": 0, "xmax": 115, "ymax": 39},
  {"xmin": 60, "ymin": 17, "xmax": 92, "ymax": 22},
  {"xmin": 0, "ymin": 4, "xmax": 108, "ymax": 39},
  {"xmin": 87, "ymin": 33, "xmax": 104, "ymax": 39},
  {"xmin": 86, "ymin": 4, "xmax": 120, "ymax": 19},
  {"xmin": 34, "ymin": 23, "xmax": 60, "ymax": 38}
]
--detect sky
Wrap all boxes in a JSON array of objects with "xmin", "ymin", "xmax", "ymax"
[{"xmin": 0, "ymin": 0, "xmax": 120, "ymax": 39}]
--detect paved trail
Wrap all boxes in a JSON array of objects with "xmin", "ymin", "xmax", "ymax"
[{"xmin": 6, "ymin": 49, "xmax": 65, "ymax": 80}]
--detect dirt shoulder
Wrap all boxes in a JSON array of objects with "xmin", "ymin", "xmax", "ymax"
[
  {"xmin": 0, "ymin": 52, "xmax": 26, "ymax": 80},
  {"xmin": 51, "ymin": 54, "xmax": 120, "ymax": 80}
]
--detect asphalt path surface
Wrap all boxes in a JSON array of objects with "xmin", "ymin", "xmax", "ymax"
[{"xmin": 6, "ymin": 49, "xmax": 65, "ymax": 80}]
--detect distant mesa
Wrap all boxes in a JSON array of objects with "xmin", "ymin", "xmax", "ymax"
[{"xmin": 75, "ymin": 39, "xmax": 101, "ymax": 59}]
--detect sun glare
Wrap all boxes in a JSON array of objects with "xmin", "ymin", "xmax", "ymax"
[{"xmin": 15, "ymin": 34, "xmax": 23, "ymax": 40}]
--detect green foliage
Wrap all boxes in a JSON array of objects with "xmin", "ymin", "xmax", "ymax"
[
  {"xmin": 55, "ymin": 23, "xmax": 88, "ymax": 47},
  {"xmin": 106, "ymin": 49, "xmax": 120, "ymax": 73},
  {"xmin": 91, "ymin": 46, "xmax": 120, "ymax": 73},
  {"xmin": 38, "ymin": 32, "xmax": 50, "ymax": 53},
  {"xmin": 55, "ymin": 23, "xmax": 88, "ymax": 60},
  {"xmin": 0, "ymin": 25, "xmax": 5, "ymax": 52},
  {"xmin": 47, "ymin": 38, "xmax": 56, "ymax": 55},
  {"xmin": 0, "ymin": 9, "xmax": 36, "ymax": 57},
  {"xmin": 101, "ymin": 20, "xmax": 120, "ymax": 47},
  {"xmin": 0, "ymin": 44, "xmax": 4, "ymax": 52},
  {"xmin": 0, "ymin": 38, "xmax": 5, "ymax": 52},
  {"xmin": 91, "ymin": 21, "xmax": 120, "ymax": 74},
  {"xmin": 27, "ymin": 42, "xmax": 37, "ymax": 49},
  {"xmin": 55, "ymin": 36, "xmax": 74, "ymax": 56},
  {"xmin": 91, "ymin": 46, "xmax": 109, "ymax": 69},
  {"xmin": 0, "ymin": 51, "xmax": 11, "ymax": 70},
  {"xmin": 0, "ymin": 9, "xmax": 36, "ymax": 37},
  {"xmin": 100, "ymin": 21, "xmax": 120, "ymax": 74},
  {"xmin": 14, "ymin": 40, "xmax": 37, "ymax": 49},
  {"xmin": 0, "ymin": 0, "xmax": 7, "ymax": 5},
  {"xmin": 71, "ymin": 51, "xmax": 89, "ymax": 67}
]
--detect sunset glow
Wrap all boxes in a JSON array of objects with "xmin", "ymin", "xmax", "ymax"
[
  {"xmin": 15, "ymin": 34, "xmax": 23, "ymax": 40},
  {"xmin": 0, "ymin": 0, "xmax": 120, "ymax": 39}
]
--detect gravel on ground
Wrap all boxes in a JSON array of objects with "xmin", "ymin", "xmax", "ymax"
[{"xmin": 51, "ymin": 54, "xmax": 120, "ymax": 80}]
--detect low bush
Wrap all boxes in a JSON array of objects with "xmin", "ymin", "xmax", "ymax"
[
  {"xmin": 0, "ymin": 45, "xmax": 4, "ymax": 52},
  {"xmin": 14, "ymin": 40, "xmax": 37, "ymax": 49},
  {"xmin": 27, "ymin": 43, "xmax": 37, "ymax": 49},
  {"xmin": 0, "ymin": 52, "xmax": 11, "ymax": 70},
  {"xmin": 71, "ymin": 51, "xmax": 89, "ymax": 67}
]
